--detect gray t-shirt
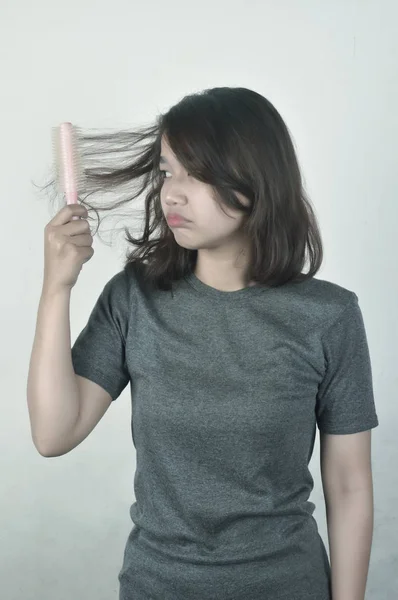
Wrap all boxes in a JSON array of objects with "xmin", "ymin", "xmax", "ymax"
[{"xmin": 71, "ymin": 264, "xmax": 379, "ymax": 600}]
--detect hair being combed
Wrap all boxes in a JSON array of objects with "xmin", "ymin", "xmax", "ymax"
[{"xmin": 38, "ymin": 86, "xmax": 323, "ymax": 292}]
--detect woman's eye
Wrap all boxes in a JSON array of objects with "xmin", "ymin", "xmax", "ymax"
[{"xmin": 160, "ymin": 169, "xmax": 191, "ymax": 179}]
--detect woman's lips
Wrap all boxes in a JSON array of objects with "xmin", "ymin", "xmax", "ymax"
[{"xmin": 167, "ymin": 215, "xmax": 190, "ymax": 226}]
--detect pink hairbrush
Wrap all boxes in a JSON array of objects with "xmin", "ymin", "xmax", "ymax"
[{"xmin": 52, "ymin": 122, "xmax": 86, "ymax": 220}]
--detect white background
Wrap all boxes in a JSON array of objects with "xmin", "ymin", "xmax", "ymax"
[{"xmin": 1, "ymin": 1, "xmax": 395, "ymax": 598}]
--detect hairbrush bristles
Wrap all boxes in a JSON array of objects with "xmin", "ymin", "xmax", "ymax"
[{"xmin": 52, "ymin": 123, "xmax": 86, "ymax": 204}]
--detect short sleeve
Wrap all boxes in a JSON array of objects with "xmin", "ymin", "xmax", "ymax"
[
  {"xmin": 71, "ymin": 271, "xmax": 131, "ymax": 401},
  {"xmin": 315, "ymin": 293, "xmax": 379, "ymax": 434}
]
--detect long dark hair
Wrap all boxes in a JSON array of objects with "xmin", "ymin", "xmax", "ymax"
[{"xmin": 39, "ymin": 86, "xmax": 323, "ymax": 291}]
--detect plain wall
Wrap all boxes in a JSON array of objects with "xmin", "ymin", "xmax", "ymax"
[{"xmin": 1, "ymin": 0, "xmax": 395, "ymax": 598}]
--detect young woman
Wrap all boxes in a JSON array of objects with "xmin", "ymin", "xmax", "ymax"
[{"xmin": 27, "ymin": 87, "xmax": 378, "ymax": 600}]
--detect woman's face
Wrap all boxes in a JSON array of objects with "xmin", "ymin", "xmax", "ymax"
[{"xmin": 159, "ymin": 136, "xmax": 250, "ymax": 255}]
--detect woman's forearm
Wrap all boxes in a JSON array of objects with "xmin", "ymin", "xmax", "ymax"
[{"xmin": 325, "ymin": 486, "xmax": 374, "ymax": 600}]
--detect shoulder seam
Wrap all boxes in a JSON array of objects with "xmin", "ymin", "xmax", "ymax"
[{"xmin": 319, "ymin": 291, "xmax": 358, "ymax": 344}]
